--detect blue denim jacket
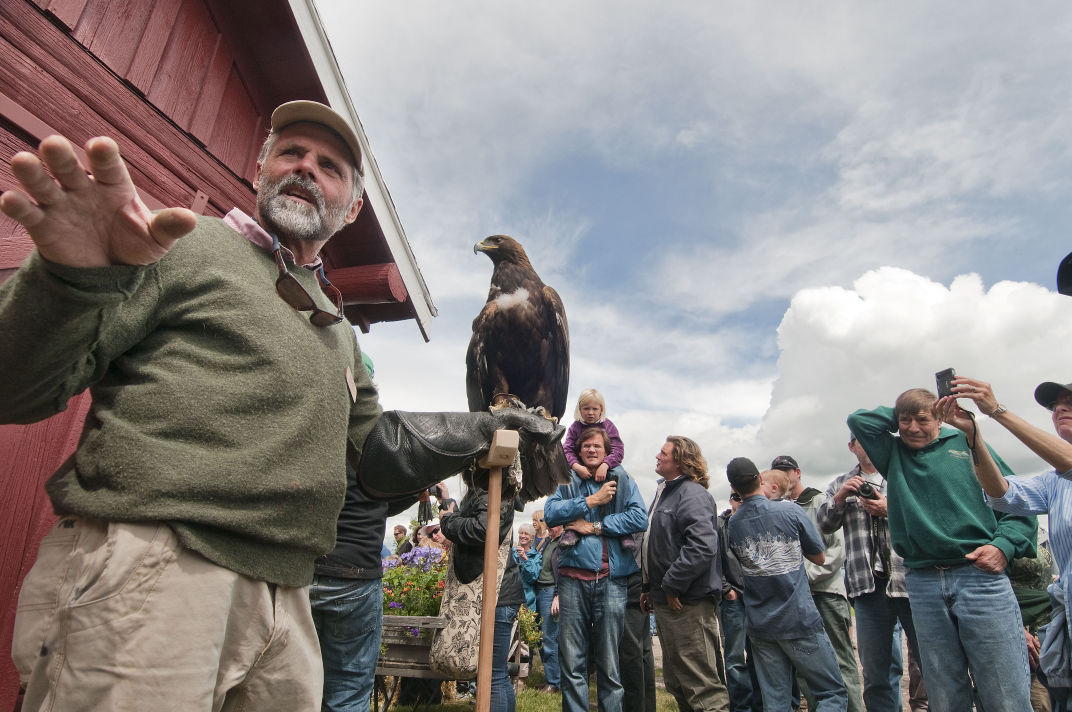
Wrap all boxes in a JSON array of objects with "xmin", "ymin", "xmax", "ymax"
[{"xmin": 543, "ymin": 466, "xmax": 648, "ymax": 577}]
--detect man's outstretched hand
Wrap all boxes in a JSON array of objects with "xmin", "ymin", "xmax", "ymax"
[{"xmin": 1, "ymin": 135, "xmax": 197, "ymax": 267}]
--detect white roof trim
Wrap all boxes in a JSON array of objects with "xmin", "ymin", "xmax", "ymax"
[{"xmin": 291, "ymin": 0, "xmax": 437, "ymax": 341}]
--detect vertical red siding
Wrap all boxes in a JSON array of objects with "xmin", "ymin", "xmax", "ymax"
[
  {"xmin": 148, "ymin": 0, "xmax": 219, "ymax": 130},
  {"xmin": 188, "ymin": 36, "xmax": 232, "ymax": 141},
  {"xmin": 71, "ymin": 0, "xmax": 264, "ymax": 182},
  {"xmin": 37, "ymin": 0, "xmax": 89, "ymax": 28},
  {"xmin": 211, "ymin": 69, "xmax": 264, "ymax": 177},
  {"xmin": 72, "ymin": 0, "xmax": 153, "ymax": 76},
  {"xmin": 126, "ymin": 0, "xmax": 183, "ymax": 95}
]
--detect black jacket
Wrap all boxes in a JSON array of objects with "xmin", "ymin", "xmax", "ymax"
[
  {"xmin": 440, "ymin": 485, "xmax": 523, "ymax": 608},
  {"xmin": 314, "ymin": 465, "xmax": 417, "ymax": 580},
  {"xmin": 644, "ymin": 476, "xmax": 723, "ymax": 605},
  {"xmin": 716, "ymin": 509, "xmax": 744, "ymax": 594}
]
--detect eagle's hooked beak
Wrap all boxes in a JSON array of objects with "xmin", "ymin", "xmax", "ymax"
[{"xmin": 474, "ymin": 241, "xmax": 489, "ymax": 255}]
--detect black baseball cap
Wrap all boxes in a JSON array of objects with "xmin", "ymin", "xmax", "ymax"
[
  {"xmin": 1058, "ymin": 251, "xmax": 1072, "ymax": 296},
  {"xmin": 1035, "ymin": 381, "xmax": 1072, "ymax": 410},
  {"xmin": 726, "ymin": 457, "xmax": 760, "ymax": 487},
  {"xmin": 770, "ymin": 455, "xmax": 799, "ymax": 471}
]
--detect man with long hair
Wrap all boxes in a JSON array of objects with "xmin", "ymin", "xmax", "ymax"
[{"xmin": 640, "ymin": 436, "xmax": 730, "ymax": 711}]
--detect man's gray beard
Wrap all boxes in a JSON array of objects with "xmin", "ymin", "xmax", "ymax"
[{"xmin": 257, "ymin": 174, "xmax": 349, "ymax": 242}]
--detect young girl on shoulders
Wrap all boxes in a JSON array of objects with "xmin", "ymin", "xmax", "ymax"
[{"xmin": 562, "ymin": 388, "xmax": 625, "ymax": 481}]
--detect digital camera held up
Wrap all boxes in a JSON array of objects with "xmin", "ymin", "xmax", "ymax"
[{"xmin": 857, "ymin": 481, "xmax": 880, "ymax": 500}]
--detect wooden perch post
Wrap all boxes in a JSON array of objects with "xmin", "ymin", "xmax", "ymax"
[{"xmin": 475, "ymin": 429, "xmax": 520, "ymax": 712}]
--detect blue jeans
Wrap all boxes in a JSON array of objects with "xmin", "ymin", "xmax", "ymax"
[
  {"xmin": 853, "ymin": 588, "xmax": 919, "ymax": 712},
  {"xmin": 492, "ymin": 605, "xmax": 519, "ymax": 712},
  {"xmin": 536, "ymin": 586, "xmax": 561, "ymax": 687},
  {"xmin": 750, "ymin": 630, "xmax": 847, "ymax": 712},
  {"xmin": 558, "ymin": 575, "xmax": 628, "ymax": 712},
  {"xmin": 309, "ymin": 575, "xmax": 382, "ymax": 712},
  {"xmin": 721, "ymin": 596, "xmax": 761, "ymax": 712},
  {"xmin": 905, "ymin": 565, "xmax": 1031, "ymax": 712}
]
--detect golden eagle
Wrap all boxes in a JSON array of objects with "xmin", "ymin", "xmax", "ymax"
[
  {"xmin": 467, "ymin": 235, "xmax": 570, "ymax": 500},
  {"xmin": 467, "ymin": 235, "xmax": 570, "ymax": 417}
]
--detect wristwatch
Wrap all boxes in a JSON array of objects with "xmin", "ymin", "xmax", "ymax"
[
  {"xmin": 989, "ymin": 404, "xmax": 1008, "ymax": 417},
  {"xmin": 592, "ymin": 521, "xmax": 603, "ymax": 536}
]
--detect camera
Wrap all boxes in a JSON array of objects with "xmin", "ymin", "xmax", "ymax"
[
  {"xmin": 857, "ymin": 482, "xmax": 880, "ymax": 500},
  {"xmin": 936, "ymin": 367, "xmax": 956, "ymax": 399}
]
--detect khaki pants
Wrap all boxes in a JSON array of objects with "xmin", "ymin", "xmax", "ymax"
[
  {"xmin": 653, "ymin": 598, "xmax": 730, "ymax": 712},
  {"xmin": 14, "ymin": 517, "xmax": 322, "ymax": 711}
]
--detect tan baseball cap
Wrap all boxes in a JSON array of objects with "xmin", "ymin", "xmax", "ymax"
[{"xmin": 270, "ymin": 100, "xmax": 364, "ymax": 176}]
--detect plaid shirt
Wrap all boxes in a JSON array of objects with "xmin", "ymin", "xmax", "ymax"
[{"xmin": 815, "ymin": 465, "xmax": 907, "ymax": 599}]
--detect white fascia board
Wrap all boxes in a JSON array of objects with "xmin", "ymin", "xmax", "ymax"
[{"xmin": 291, "ymin": 0, "xmax": 437, "ymax": 341}]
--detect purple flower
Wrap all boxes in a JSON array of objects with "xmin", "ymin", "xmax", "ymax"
[
  {"xmin": 389, "ymin": 602, "xmax": 403, "ymax": 609},
  {"xmin": 401, "ymin": 546, "xmax": 445, "ymax": 570}
]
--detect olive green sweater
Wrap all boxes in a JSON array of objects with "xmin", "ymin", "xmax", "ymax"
[
  {"xmin": 848, "ymin": 406, "xmax": 1035, "ymax": 568},
  {"xmin": 0, "ymin": 217, "xmax": 382, "ymax": 586}
]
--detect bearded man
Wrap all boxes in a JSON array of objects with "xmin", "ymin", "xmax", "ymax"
[{"xmin": 0, "ymin": 101, "xmax": 380, "ymax": 711}]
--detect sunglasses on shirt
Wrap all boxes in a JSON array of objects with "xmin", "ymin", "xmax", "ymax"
[{"xmin": 271, "ymin": 237, "xmax": 344, "ymax": 327}]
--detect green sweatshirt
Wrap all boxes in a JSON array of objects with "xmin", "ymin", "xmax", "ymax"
[
  {"xmin": 847, "ymin": 406, "xmax": 1035, "ymax": 568},
  {"xmin": 0, "ymin": 217, "xmax": 382, "ymax": 586}
]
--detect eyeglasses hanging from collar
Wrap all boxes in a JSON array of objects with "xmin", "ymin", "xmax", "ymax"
[{"xmin": 270, "ymin": 233, "xmax": 344, "ymax": 327}]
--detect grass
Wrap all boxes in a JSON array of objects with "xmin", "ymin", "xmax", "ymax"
[{"xmin": 382, "ymin": 655, "xmax": 679, "ymax": 712}]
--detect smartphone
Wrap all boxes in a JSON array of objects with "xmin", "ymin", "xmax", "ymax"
[{"xmin": 936, "ymin": 367, "xmax": 956, "ymax": 398}]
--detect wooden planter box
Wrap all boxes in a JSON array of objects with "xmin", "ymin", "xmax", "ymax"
[{"xmin": 376, "ymin": 615, "xmax": 445, "ymax": 680}]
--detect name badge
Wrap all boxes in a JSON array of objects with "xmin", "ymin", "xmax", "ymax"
[{"xmin": 345, "ymin": 366, "xmax": 357, "ymax": 402}]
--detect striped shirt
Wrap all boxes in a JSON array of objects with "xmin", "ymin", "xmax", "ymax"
[{"xmin": 989, "ymin": 470, "xmax": 1072, "ymax": 581}]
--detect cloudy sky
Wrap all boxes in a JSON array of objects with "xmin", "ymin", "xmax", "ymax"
[{"xmin": 316, "ymin": 1, "xmax": 1072, "ymax": 535}]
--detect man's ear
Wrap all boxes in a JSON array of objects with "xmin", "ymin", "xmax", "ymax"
[{"xmin": 344, "ymin": 196, "xmax": 363, "ymax": 225}]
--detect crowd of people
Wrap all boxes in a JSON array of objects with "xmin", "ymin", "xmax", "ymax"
[
  {"xmin": 391, "ymin": 380, "xmax": 1063, "ymax": 712},
  {"xmin": 2, "ymin": 95, "xmax": 1071, "ymax": 712},
  {"xmin": 488, "ymin": 378, "xmax": 1068, "ymax": 712},
  {"xmin": 381, "ymin": 383, "xmax": 1065, "ymax": 712}
]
